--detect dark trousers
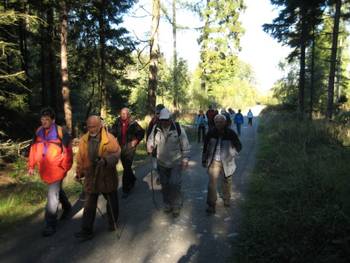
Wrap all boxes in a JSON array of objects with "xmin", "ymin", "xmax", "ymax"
[
  {"xmin": 248, "ymin": 118, "xmax": 253, "ymax": 126},
  {"xmin": 45, "ymin": 180, "xmax": 71, "ymax": 227},
  {"xmin": 197, "ymin": 125, "xmax": 206, "ymax": 143},
  {"xmin": 236, "ymin": 123, "xmax": 242, "ymax": 135},
  {"xmin": 157, "ymin": 163, "xmax": 182, "ymax": 209},
  {"xmin": 121, "ymin": 146, "xmax": 136, "ymax": 193},
  {"xmin": 81, "ymin": 190, "xmax": 119, "ymax": 232}
]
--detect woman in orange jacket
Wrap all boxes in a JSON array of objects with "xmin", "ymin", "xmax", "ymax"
[{"xmin": 28, "ymin": 107, "xmax": 73, "ymax": 237}]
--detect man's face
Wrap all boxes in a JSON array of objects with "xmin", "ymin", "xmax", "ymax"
[
  {"xmin": 87, "ymin": 117, "xmax": 102, "ymax": 137},
  {"xmin": 160, "ymin": 119, "xmax": 171, "ymax": 129},
  {"xmin": 120, "ymin": 109, "xmax": 129, "ymax": 121},
  {"xmin": 214, "ymin": 118, "xmax": 226, "ymax": 131},
  {"xmin": 41, "ymin": 116, "xmax": 54, "ymax": 129}
]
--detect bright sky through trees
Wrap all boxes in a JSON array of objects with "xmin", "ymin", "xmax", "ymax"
[{"xmin": 123, "ymin": 0, "xmax": 291, "ymax": 94}]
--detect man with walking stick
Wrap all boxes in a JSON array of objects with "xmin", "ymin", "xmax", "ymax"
[{"xmin": 74, "ymin": 115, "xmax": 121, "ymax": 241}]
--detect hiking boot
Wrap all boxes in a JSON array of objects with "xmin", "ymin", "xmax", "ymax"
[
  {"xmin": 206, "ymin": 206, "xmax": 216, "ymax": 214},
  {"xmin": 60, "ymin": 205, "xmax": 72, "ymax": 220},
  {"xmin": 42, "ymin": 226, "xmax": 56, "ymax": 237},
  {"xmin": 172, "ymin": 208, "xmax": 180, "ymax": 218},
  {"xmin": 74, "ymin": 230, "xmax": 93, "ymax": 241}
]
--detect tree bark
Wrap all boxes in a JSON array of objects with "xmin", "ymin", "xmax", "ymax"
[
  {"xmin": 60, "ymin": 0, "xmax": 73, "ymax": 134},
  {"xmin": 327, "ymin": 0, "xmax": 342, "ymax": 120},
  {"xmin": 47, "ymin": 6, "xmax": 58, "ymax": 113},
  {"xmin": 148, "ymin": 0, "xmax": 160, "ymax": 114},
  {"xmin": 172, "ymin": 0, "xmax": 178, "ymax": 108},
  {"xmin": 309, "ymin": 27, "xmax": 315, "ymax": 120},
  {"xmin": 98, "ymin": 0, "xmax": 107, "ymax": 119},
  {"xmin": 40, "ymin": 4, "xmax": 48, "ymax": 106},
  {"xmin": 298, "ymin": 4, "xmax": 306, "ymax": 120},
  {"xmin": 200, "ymin": 0, "xmax": 210, "ymax": 92}
]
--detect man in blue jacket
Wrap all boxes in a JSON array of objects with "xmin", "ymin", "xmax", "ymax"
[{"xmin": 234, "ymin": 109, "xmax": 244, "ymax": 136}]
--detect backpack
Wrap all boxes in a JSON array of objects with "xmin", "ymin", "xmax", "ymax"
[{"xmin": 154, "ymin": 121, "xmax": 181, "ymax": 138}]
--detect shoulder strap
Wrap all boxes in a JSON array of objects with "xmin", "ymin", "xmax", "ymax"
[
  {"xmin": 56, "ymin": 125, "xmax": 63, "ymax": 140},
  {"xmin": 174, "ymin": 122, "xmax": 181, "ymax": 136}
]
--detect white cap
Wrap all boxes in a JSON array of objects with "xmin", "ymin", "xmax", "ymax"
[{"xmin": 159, "ymin": 108, "xmax": 171, "ymax": 120}]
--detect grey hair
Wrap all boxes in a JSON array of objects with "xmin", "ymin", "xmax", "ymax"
[{"xmin": 214, "ymin": 114, "xmax": 226, "ymax": 122}]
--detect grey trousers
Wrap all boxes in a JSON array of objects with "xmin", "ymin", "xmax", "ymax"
[
  {"xmin": 207, "ymin": 161, "xmax": 232, "ymax": 207},
  {"xmin": 45, "ymin": 180, "xmax": 71, "ymax": 227},
  {"xmin": 157, "ymin": 163, "xmax": 182, "ymax": 209}
]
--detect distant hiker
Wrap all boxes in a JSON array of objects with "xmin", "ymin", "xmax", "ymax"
[
  {"xmin": 234, "ymin": 109, "xmax": 244, "ymax": 136},
  {"xmin": 195, "ymin": 110, "xmax": 208, "ymax": 143},
  {"xmin": 28, "ymin": 107, "xmax": 73, "ymax": 237},
  {"xmin": 75, "ymin": 115, "xmax": 121, "ymax": 241},
  {"xmin": 202, "ymin": 114, "xmax": 242, "ymax": 214},
  {"xmin": 206, "ymin": 105, "xmax": 218, "ymax": 131},
  {"xmin": 228, "ymin": 108, "xmax": 236, "ymax": 130},
  {"xmin": 247, "ymin": 109, "xmax": 253, "ymax": 126},
  {"xmin": 146, "ymin": 104, "xmax": 165, "ymax": 141},
  {"xmin": 111, "ymin": 108, "xmax": 145, "ymax": 198},
  {"xmin": 220, "ymin": 108, "xmax": 232, "ymax": 128},
  {"xmin": 147, "ymin": 108, "xmax": 190, "ymax": 218}
]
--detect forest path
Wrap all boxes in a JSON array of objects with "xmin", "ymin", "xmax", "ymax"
[{"xmin": 0, "ymin": 106, "xmax": 265, "ymax": 263}]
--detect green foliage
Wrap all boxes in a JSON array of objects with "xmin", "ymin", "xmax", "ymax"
[
  {"xmin": 234, "ymin": 106, "xmax": 350, "ymax": 262},
  {"xmin": 0, "ymin": 157, "xmax": 81, "ymax": 234}
]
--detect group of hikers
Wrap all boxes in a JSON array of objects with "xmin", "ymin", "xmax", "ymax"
[
  {"xmin": 27, "ymin": 104, "xmax": 247, "ymax": 241},
  {"xmin": 195, "ymin": 106, "xmax": 254, "ymax": 142}
]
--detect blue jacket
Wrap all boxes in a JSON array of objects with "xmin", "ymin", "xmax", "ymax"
[{"xmin": 234, "ymin": 113, "xmax": 244, "ymax": 124}]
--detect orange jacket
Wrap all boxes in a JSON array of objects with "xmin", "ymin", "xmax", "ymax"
[
  {"xmin": 76, "ymin": 128, "xmax": 121, "ymax": 193},
  {"xmin": 28, "ymin": 124, "xmax": 73, "ymax": 184}
]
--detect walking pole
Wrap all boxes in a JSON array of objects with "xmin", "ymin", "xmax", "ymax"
[
  {"xmin": 76, "ymin": 178, "xmax": 106, "ymax": 220},
  {"xmin": 106, "ymin": 194, "xmax": 123, "ymax": 239},
  {"xmin": 150, "ymin": 156, "xmax": 159, "ymax": 210}
]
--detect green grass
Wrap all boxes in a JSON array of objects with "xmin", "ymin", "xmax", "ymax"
[
  {"xmin": 233, "ymin": 106, "xmax": 350, "ymax": 262},
  {"xmin": 0, "ymin": 119, "xmax": 196, "ymax": 234},
  {"xmin": 0, "ymin": 158, "xmax": 81, "ymax": 234}
]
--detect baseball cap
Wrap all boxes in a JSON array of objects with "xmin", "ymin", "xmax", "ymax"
[{"xmin": 159, "ymin": 108, "xmax": 171, "ymax": 120}]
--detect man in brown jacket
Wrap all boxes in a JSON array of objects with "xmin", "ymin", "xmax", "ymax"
[{"xmin": 75, "ymin": 115, "xmax": 121, "ymax": 241}]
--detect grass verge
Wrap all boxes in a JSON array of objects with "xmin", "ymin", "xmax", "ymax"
[{"xmin": 234, "ymin": 106, "xmax": 350, "ymax": 262}]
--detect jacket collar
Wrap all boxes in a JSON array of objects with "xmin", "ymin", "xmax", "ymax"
[{"xmin": 81, "ymin": 127, "xmax": 109, "ymax": 146}]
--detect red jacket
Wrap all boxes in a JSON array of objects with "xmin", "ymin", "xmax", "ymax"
[{"xmin": 28, "ymin": 124, "xmax": 73, "ymax": 184}]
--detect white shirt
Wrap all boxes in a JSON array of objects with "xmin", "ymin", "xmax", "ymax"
[{"xmin": 214, "ymin": 138, "xmax": 222, "ymax": 161}]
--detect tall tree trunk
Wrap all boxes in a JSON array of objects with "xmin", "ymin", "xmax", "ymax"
[
  {"xmin": 60, "ymin": 0, "xmax": 73, "ymax": 134},
  {"xmin": 172, "ymin": 0, "xmax": 178, "ymax": 109},
  {"xmin": 18, "ymin": 2, "xmax": 28, "ymax": 76},
  {"xmin": 98, "ymin": 0, "xmax": 107, "ymax": 119},
  {"xmin": 40, "ymin": 5, "xmax": 48, "ymax": 106},
  {"xmin": 200, "ymin": 0, "xmax": 210, "ymax": 92},
  {"xmin": 298, "ymin": 4, "xmax": 306, "ymax": 120},
  {"xmin": 309, "ymin": 27, "xmax": 315, "ymax": 120},
  {"xmin": 327, "ymin": 0, "xmax": 342, "ymax": 120},
  {"xmin": 148, "ymin": 0, "xmax": 160, "ymax": 114},
  {"xmin": 47, "ymin": 6, "xmax": 58, "ymax": 113},
  {"xmin": 335, "ymin": 34, "xmax": 343, "ymax": 102}
]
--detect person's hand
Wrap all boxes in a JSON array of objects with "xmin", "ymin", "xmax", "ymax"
[
  {"xmin": 147, "ymin": 145, "xmax": 154, "ymax": 155},
  {"xmin": 131, "ymin": 140, "xmax": 138, "ymax": 147},
  {"xmin": 181, "ymin": 159, "xmax": 189, "ymax": 169},
  {"xmin": 28, "ymin": 168, "xmax": 34, "ymax": 176},
  {"xmin": 75, "ymin": 174, "xmax": 81, "ymax": 182},
  {"xmin": 96, "ymin": 157, "xmax": 106, "ymax": 166},
  {"xmin": 128, "ymin": 140, "xmax": 138, "ymax": 148}
]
